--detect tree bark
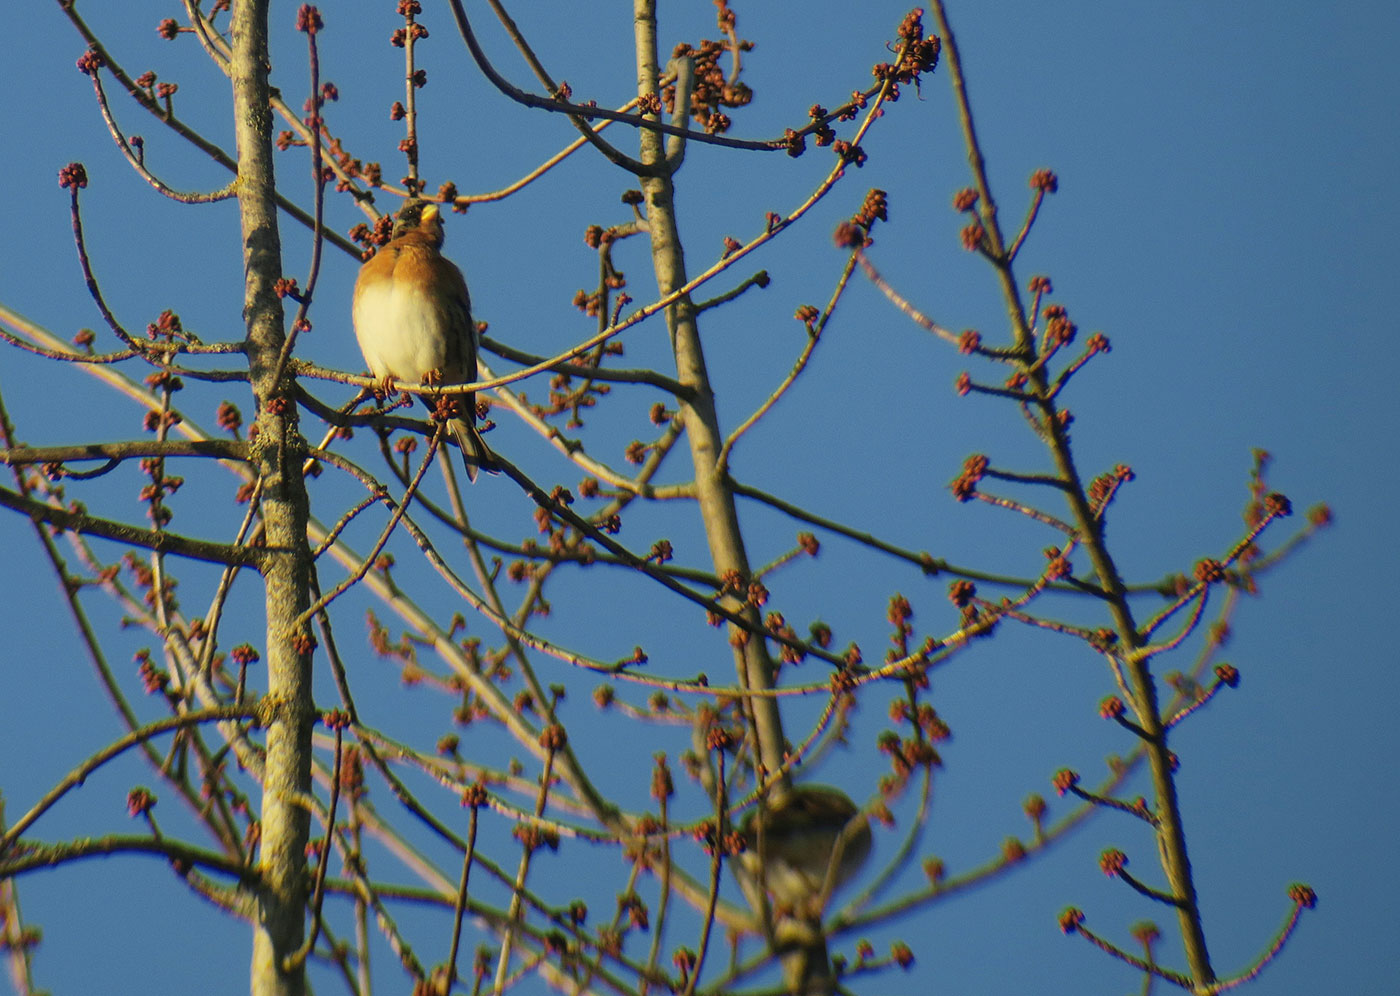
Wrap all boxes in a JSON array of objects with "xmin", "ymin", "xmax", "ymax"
[
  {"xmin": 230, "ymin": 2, "xmax": 316, "ymax": 994},
  {"xmin": 630, "ymin": 0, "xmax": 790, "ymax": 799}
]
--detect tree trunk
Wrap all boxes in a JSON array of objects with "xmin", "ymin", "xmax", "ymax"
[{"xmin": 230, "ymin": 2, "xmax": 316, "ymax": 993}]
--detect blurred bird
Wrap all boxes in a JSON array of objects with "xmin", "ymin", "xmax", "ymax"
[
  {"xmin": 352, "ymin": 200, "xmax": 493, "ymax": 481},
  {"xmin": 735, "ymin": 785, "xmax": 872, "ymax": 995}
]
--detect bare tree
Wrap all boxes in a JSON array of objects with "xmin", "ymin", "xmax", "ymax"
[{"xmin": 0, "ymin": 3, "xmax": 1328, "ymax": 996}]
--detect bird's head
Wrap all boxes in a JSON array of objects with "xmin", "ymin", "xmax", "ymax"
[{"xmin": 391, "ymin": 200, "xmax": 446, "ymax": 246}]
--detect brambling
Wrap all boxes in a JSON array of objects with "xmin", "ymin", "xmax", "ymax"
[
  {"xmin": 352, "ymin": 200, "xmax": 494, "ymax": 480},
  {"xmin": 735, "ymin": 785, "xmax": 872, "ymax": 995},
  {"xmin": 737, "ymin": 784, "xmax": 872, "ymax": 918}
]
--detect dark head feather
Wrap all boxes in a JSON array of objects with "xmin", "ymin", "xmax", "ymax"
[{"xmin": 390, "ymin": 200, "xmax": 445, "ymax": 245}]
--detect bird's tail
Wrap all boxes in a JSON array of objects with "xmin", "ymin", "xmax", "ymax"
[
  {"xmin": 774, "ymin": 917, "xmax": 836, "ymax": 996},
  {"xmin": 450, "ymin": 418, "xmax": 495, "ymax": 483}
]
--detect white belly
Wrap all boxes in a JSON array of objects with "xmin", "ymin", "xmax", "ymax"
[{"xmin": 352, "ymin": 280, "xmax": 449, "ymax": 381}]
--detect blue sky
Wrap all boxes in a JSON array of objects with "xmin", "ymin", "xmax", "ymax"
[{"xmin": 1, "ymin": 3, "xmax": 1396, "ymax": 994}]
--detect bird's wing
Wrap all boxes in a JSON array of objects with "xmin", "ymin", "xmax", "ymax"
[{"xmin": 434, "ymin": 258, "xmax": 477, "ymax": 388}]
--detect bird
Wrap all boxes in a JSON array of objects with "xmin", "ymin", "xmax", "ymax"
[
  {"xmin": 352, "ymin": 200, "xmax": 493, "ymax": 481},
  {"xmin": 734, "ymin": 785, "xmax": 872, "ymax": 995}
]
